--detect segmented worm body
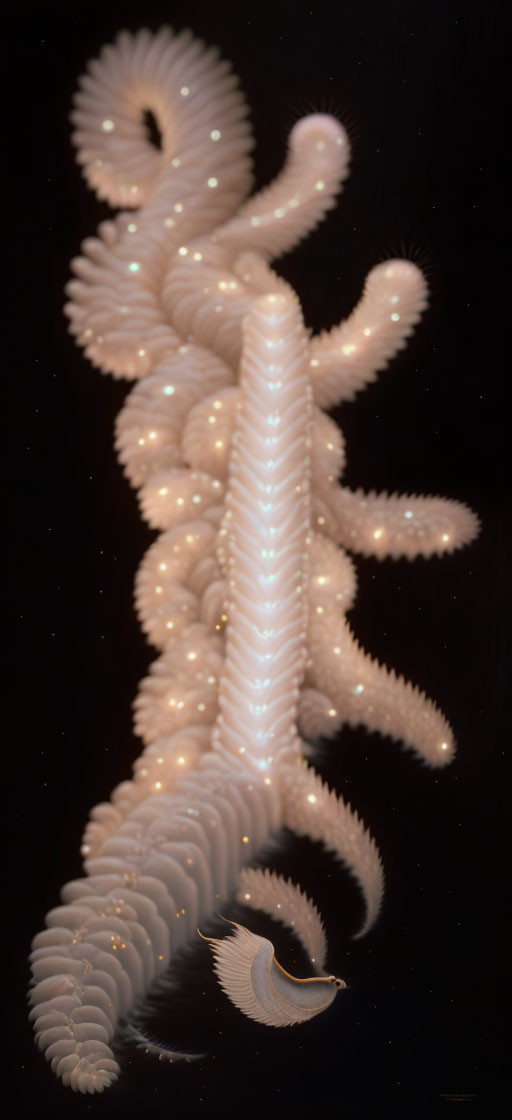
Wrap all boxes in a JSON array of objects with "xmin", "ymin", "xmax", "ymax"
[{"xmin": 28, "ymin": 27, "xmax": 479, "ymax": 1093}]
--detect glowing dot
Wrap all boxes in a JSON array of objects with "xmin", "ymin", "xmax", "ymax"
[
  {"xmin": 178, "ymin": 246, "xmax": 188, "ymax": 256},
  {"xmin": 404, "ymin": 510, "xmax": 413, "ymax": 519},
  {"xmin": 310, "ymin": 358, "xmax": 320, "ymax": 367},
  {"xmin": 264, "ymin": 777, "xmax": 272, "ymax": 785},
  {"xmin": 442, "ymin": 533, "xmax": 450, "ymax": 542},
  {"xmin": 317, "ymin": 576, "xmax": 327, "ymax": 585},
  {"xmin": 127, "ymin": 223, "xmax": 137, "ymax": 233},
  {"xmin": 174, "ymin": 202, "xmax": 183, "ymax": 213},
  {"xmin": 163, "ymin": 385, "xmax": 175, "ymax": 395},
  {"xmin": 316, "ymin": 606, "xmax": 324, "ymax": 614},
  {"xmin": 250, "ymin": 216, "xmax": 261, "ymax": 226},
  {"xmin": 354, "ymin": 683, "xmax": 364, "ymax": 695},
  {"xmin": 210, "ymin": 129, "xmax": 221, "ymax": 140},
  {"xmin": 207, "ymin": 177, "xmax": 218, "ymax": 188},
  {"xmin": 180, "ymin": 86, "xmax": 190, "ymax": 96},
  {"xmin": 192, "ymin": 495, "xmax": 201, "ymax": 504},
  {"xmin": 102, "ymin": 119, "xmax": 114, "ymax": 131},
  {"xmin": 138, "ymin": 438, "xmax": 145, "ymax": 446},
  {"xmin": 154, "ymin": 782, "xmax": 162, "ymax": 791},
  {"xmin": 391, "ymin": 312, "xmax": 400, "ymax": 321},
  {"xmin": 363, "ymin": 327, "xmax": 372, "ymax": 336},
  {"xmin": 158, "ymin": 487, "xmax": 169, "ymax": 496},
  {"xmin": 187, "ymin": 651, "xmax": 197, "ymax": 661},
  {"xmin": 128, "ymin": 262, "xmax": 140, "ymax": 272},
  {"xmin": 334, "ymin": 646, "xmax": 341, "ymax": 655},
  {"xmin": 242, "ymin": 836, "xmax": 250, "ymax": 844},
  {"xmin": 244, "ymin": 893, "xmax": 251, "ymax": 900},
  {"xmin": 328, "ymin": 708, "xmax": 337, "ymax": 717},
  {"xmin": 164, "ymin": 217, "xmax": 175, "ymax": 228},
  {"xmin": 342, "ymin": 343, "xmax": 356, "ymax": 356},
  {"xmin": 391, "ymin": 294, "xmax": 400, "ymax": 304},
  {"xmin": 307, "ymin": 794, "xmax": 317, "ymax": 803},
  {"xmin": 315, "ymin": 180, "xmax": 325, "ymax": 190},
  {"xmin": 208, "ymin": 415, "xmax": 216, "ymax": 424},
  {"xmin": 176, "ymin": 497, "xmax": 184, "ymax": 506},
  {"xmin": 193, "ymin": 252, "xmax": 202, "ymax": 261},
  {"xmin": 440, "ymin": 742, "xmax": 449, "ymax": 751},
  {"xmin": 138, "ymin": 348, "xmax": 146, "ymax": 357},
  {"xmin": 177, "ymin": 757, "xmax": 185, "ymax": 765},
  {"xmin": 373, "ymin": 528, "xmax": 383, "ymax": 539},
  {"xmin": 155, "ymin": 586, "xmax": 163, "ymax": 594},
  {"xmin": 171, "ymin": 157, "xmax": 181, "ymax": 168}
]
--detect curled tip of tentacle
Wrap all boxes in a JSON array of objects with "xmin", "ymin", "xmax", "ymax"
[{"xmin": 290, "ymin": 113, "xmax": 349, "ymax": 150}]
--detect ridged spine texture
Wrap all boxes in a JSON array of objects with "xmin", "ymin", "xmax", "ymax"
[{"xmin": 213, "ymin": 292, "xmax": 311, "ymax": 772}]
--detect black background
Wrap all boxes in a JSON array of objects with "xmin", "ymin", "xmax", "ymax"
[{"xmin": 5, "ymin": 1, "xmax": 508, "ymax": 1116}]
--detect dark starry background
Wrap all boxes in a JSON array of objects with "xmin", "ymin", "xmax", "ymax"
[{"xmin": 5, "ymin": 0, "xmax": 508, "ymax": 1116}]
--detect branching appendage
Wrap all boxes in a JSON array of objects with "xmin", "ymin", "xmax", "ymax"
[{"xmin": 28, "ymin": 27, "xmax": 479, "ymax": 1092}]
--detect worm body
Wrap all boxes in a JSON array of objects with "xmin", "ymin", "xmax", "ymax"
[{"xmin": 28, "ymin": 26, "xmax": 478, "ymax": 1093}]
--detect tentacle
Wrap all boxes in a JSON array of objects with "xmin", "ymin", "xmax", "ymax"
[
  {"xmin": 161, "ymin": 240, "xmax": 287, "ymax": 371},
  {"xmin": 200, "ymin": 918, "xmax": 343, "ymax": 1026},
  {"xmin": 120, "ymin": 1022, "xmax": 205, "ymax": 1062},
  {"xmin": 237, "ymin": 868, "xmax": 327, "ymax": 969},
  {"xmin": 133, "ymin": 624, "xmax": 224, "ymax": 744},
  {"xmin": 65, "ymin": 26, "xmax": 254, "ymax": 379},
  {"xmin": 115, "ymin": 349, "xmax": 234, "ymax": 487},
  {"xmin": 279, "ymin": 761, "xmax": 383, "ymax": 938},
  {"xmin": 315, "ymin": 483, "xmax": 480, "ymax": 559},
  {"xmin": 82, "ymin": 726, "xmax": 212, "ymax": 858},
  {"xmin": 309, "ymin": 260, "xmax": 428, "ymax": 407},
  {"xmin": 214, "ymin": 114, "xmax": 350, "ymax": 259},
  {"xmin": 64, "ymin": 225, "xmax": 180, "ymax": 379},
  {"xmin": 135, "ymin": 520, "xmax": 220, "ymax": 648},
  {"xmin": 307, "ymin": 610, "xmax": 455, "ymax": 766},
  {"xmin": 71, "ymin": 27, "xmax": 253, "ymax": 216},
  {"xmin": 181, "ymin": 386, "xmax": 241, "ymax": 479},
  {"xmin": 138, "ymin": 468, "xmax": 224, "ymax": 530}
]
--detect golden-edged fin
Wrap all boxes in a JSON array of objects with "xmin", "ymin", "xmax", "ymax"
[{"xmin": 200, "ymin": 920, "xmax": 342, "ymax": 1027}]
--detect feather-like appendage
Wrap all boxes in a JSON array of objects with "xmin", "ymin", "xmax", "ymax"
[{"xmin": 200, "ymin": 918, "xmax": 344, "ymax": 1027}]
